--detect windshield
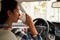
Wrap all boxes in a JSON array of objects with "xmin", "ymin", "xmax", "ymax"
[{"xmin": 20, "ymin": 0, "xmax": 60, "ymax": 22}]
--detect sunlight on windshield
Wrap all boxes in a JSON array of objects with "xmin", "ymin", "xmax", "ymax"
[{"xmin": 20, "ymin": 0, "xmax": 60, "ymax": 22}]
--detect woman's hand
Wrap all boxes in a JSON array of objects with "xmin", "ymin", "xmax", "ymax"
[
  {"xmin": 22, "ymin": 13, "xmax": 38, "ymax": 36},
  {"xmin": 23, "ymin": 13, "xmax": 32, "ymax": 25}
]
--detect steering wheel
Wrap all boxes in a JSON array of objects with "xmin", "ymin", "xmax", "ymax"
[
  {"xmin": 47, "ymin": 21, "xmax": 55, "ymax": 40},
  {"xmin": 47, "ymin": 21, "xmax": 55, "ymax": 35},
  {"xmin": 33, "ymin": 18, "xmax": 49, "ymax": 40}
]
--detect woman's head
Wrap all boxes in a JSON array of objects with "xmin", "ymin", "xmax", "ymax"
[{"xmin": 0, "ymin": 0, "xmax": 20, "ymax": 24}]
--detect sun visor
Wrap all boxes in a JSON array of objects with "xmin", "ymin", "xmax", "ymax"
[{"xmin": 17, "ymin": 0, "xmax": 50, "ymax": 2}]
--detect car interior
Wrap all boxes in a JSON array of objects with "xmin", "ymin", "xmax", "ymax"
[{"xmin": 0, "ymin": 0, "xmax": 60, "ymax": 40}]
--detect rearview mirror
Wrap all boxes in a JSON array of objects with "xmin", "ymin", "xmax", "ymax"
[{"xmin": 52, "ymin": 2, "xmax": 60, "ymax": 8}]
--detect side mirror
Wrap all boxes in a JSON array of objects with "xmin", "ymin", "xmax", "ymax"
[{"xmin": 52, "ymin": 2, "xmax": 60, "ymax": 8}]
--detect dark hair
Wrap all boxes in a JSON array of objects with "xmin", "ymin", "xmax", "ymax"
[{"xmin": 0, "ymin": 0, "xmax": 18, "ymax": 24}]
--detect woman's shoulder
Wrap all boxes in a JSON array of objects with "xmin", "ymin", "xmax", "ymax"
[{"xmin": 0, "ymin": 29, "xmax": 17, "ymax": 40}]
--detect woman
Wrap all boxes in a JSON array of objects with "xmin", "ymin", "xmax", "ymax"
[{"xmin": 0, "ymin": 0, "xmax": 38, "ymax": 40}]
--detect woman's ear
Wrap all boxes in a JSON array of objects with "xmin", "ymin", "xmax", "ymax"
[{"xmin": 7, "ymin": 10, "xmax": 12, "ymax": 17}]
